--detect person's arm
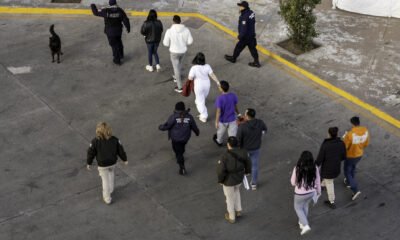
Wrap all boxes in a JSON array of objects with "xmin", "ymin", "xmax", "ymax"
[
  {"xmin": 117, "ymin": 139, "xmax": 128, "ymax": 164},
  {"xmin": 290, "ymin": 167, "xmax": 297, "ymax": 187},
  {"xmin": 244, "ymin": 153, "xmax": 252, "ymax": 175},
  {"xmin": 90, "ymin": 4, "xmax": 106, "ymax": 17},
  {"xmin": 238, "ymin": 14, "xmax": 248, "ymax": 40},
  {"xmin": 140, "ymin": 22, "xmax": 146, "ymax": 36},
  {"xmin": 236, "ymin": 125, "xmax": 243, "ymax": 148},
  {"xmin": 217, "ymin": 158, "xmax": 227, "ymax": 184},
  {"xmin": 120, "ymin": 9, "xmax": 130, "ymax": 33},
  {"xmin": 190, "ymin": 115, "xmax": 200, "ymax": 136},
  {"xmin": 315, "ymin": 168, "xmax": 321, "ymax": 195},
  {"xmin": 364, "ymin": 130, "xmax": 370, "ymax": 147},
  {"xmin": 261, "ymin": 121, "xmax": 267, "ymax": 134},
  {"xmin": 341, "ymin": 141, "xmax": 347, "ymax": 161},
  {"xmin": 209, "ymin": 72, "xmax": 220, "ymax": 86},
  {"xmin": 188, "ymin": 67, "xmax": 195, "ymax": 81},
  {"xmin": 215, "ymin": 108, "xmax": 221, "ymax": 129},
  {"xmin": 159, "ymin": 115, "xmax": 175, "ymax": 131},
  {"xmin": 186, "ymin": 29, "xmax": 193, "ymax": 45},
  {"xmin": 315, "ymin": 142, "xmax": 324, "ymax": 167},
  {"xmin": 163, "ymin": 29, "xmax": 170, "ymax": 47},
  {"xmin": 343, "ymin": 131, "xmax": 352, "ymax": 151},
  {"xmin": 235, "ymin": 105, "xmax": 240, "ymax": 115},
  {"xmin": 87, "ymin": 139, "xmax": 97, "ymax": 169}
]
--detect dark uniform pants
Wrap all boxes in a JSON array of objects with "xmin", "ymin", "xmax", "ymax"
[
  {"xmin": 172, "ymin": 141, "xmax": 187, "ymax": 168},
  {"xmin": 107, "ymin": 35, "xmax": 124, "ymax": 64},
  {"xmin": 233, "ymin": 37, "xmax": 259, "ymax": 63}
]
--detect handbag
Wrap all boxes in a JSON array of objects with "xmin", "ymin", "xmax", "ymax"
[{"xmin": 182, "ymin": 79, "xmax": 194, "ymax": 97}]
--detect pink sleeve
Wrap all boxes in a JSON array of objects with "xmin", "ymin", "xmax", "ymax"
[{"xmin": 290, "ymin": 167, "xmax": 297, "ymax": 187}]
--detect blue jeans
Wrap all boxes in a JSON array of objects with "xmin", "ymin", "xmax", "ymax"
[
  {"xmin": 146, "ymin": 42, "xmax": 160, "ymax": 66},
  {"xmin": 249, "ymin": 149, "xmax": 260, "ymax": 185},
  {"xmin": 344, "ymin": 157, "xmax": 362, "ymax": 193}
]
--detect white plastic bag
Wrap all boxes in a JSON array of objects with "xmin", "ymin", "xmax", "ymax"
[{"xmin": 243, "ymin": 175, "xmax": 250, "ymax": 190}]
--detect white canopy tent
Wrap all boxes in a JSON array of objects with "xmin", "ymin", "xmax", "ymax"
[{"xmin": 332, "ymin": 0, "xmax": 400, "ymax": 18}]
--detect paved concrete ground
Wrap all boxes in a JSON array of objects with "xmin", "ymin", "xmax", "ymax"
[
  {"xmin": 1, "ymin": 0, "xmax": 400, "ymax": 121},
  {"xmin": 0, "ymin": 14, "xmax": 399, "ymax": 240}
]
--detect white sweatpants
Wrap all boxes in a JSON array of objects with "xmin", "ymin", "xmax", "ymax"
[
  {"xmin": 98, "ymin": 165, "xmax": 115, "ymax": 203},
  {"xmin": 194, "ymin": 83, "xmax": 210, "ymax": 120}
]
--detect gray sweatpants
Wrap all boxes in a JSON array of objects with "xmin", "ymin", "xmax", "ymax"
[
  {"xmin": 170, "ymin": 52, "xmax": 185, "ymax": 89},
  {"xmin": 294, "ymin": 192, "xmax": 314, "ymax": 226},
  {"xmin": 216, "ymin": 121, "xmax": 238, "ymax": 144}
]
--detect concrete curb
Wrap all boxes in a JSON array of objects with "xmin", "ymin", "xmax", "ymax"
[{"xmin": 1, "ymin": 6, "xmax": 399, "ymax": 129}]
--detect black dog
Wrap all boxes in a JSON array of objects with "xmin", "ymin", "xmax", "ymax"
[{"xmin": 49, "ymin": 24, "xmax": 63, "ymax": 63}]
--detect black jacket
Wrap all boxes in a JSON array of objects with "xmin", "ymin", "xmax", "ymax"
[
  {"xmin": 141, "ymin": 20, "xmax": 163, "ymax": 43},
  {"xmin": 159, "ymin": 110, "xmax": 199, "ymax": 142},
  {"xmin": 91, "ymin": 4, "xmax": 130, "ymax": 36},
  {"xmin": 238, "ymin": 8, "xmax": 256, "ymax": 40},
  {"xmin": 237, "ymin": 119, "xmax": 267, "ymax": 151},
  {"xmin": 217, "ymin": 149, "xmax": 251, "ymax": 186},
  {"xmin": 315, "ymin": 138, "xmax": 346, "ymax": 179},
  {"xmin": 87, "ymin": 136, "xmax": 127, "ymax": 167}
]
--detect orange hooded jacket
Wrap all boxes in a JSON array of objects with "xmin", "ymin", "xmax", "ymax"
[{"xmin": 343, "ymin": 126, "xmax": 369, "ymax": 158}]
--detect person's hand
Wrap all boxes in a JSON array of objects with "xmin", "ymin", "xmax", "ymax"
[
  {"xmin": 124, "ymin": 161, "xmax": 129, "ymax": 166},
  {"xmin": 215, "ymin": 121, "xmax": 219, "ymax": 129},
  {"xmin": 87, "ymin": 165, "xmax": 91, "ymax": 171},
  {"xmin": 127, "ymin": 29, "xmax": 130, "ymax": 33}
]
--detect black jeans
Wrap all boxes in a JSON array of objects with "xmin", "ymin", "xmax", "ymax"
[
  {"xmin": 233, "ymin": 37, "xmax": 259, "ymax": 63},
  {"xmin": 107, "ymin": 35, "xmax": 124, "ymax": 64},
  {"xmin": 146, "ymin": 42, "xmax": 160, "ymax": 66},
  {"xmin": 172, "ymin": 141, "xmax": 187, "ymax": 168}
]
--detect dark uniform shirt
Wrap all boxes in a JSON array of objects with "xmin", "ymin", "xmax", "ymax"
[
  {"xmin": 91, "ymin": 4, "xmax": 130, "ymax": 36},
  {"xmin": 238, "ymin": 8, "xmax": 256, "ymax": 40}
]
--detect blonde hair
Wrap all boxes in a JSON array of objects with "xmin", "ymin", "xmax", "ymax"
[{"xmin": 96, "ymin": 122, "xmax": 112, "ymax": 140}]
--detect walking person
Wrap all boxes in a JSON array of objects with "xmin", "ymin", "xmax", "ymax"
[
  {"xmin": 315, "ymin": 127, "xmax": 346, "ymax": 209},
  {"xmin": 343, "ymin": 116, "xmax": 370, "ymax": 201},
  {"xmin": 213, "ymin": 81, "xmax": 240, "ymax": 147},
  {"xmin": 291, "ymin": 151, "xmax": 321, "ymax": 235},
  {"xmin": 91, "ymin": 0, "xmax": 130, "ymax": 65},
  {"xmin": 188, "ymin": 52, "xmax": 220, "ymax": 123},
  {"xmin": 224, "ymin": 1, "xmax": 260, "ymax": 68},
  {"xmin": 141, "ymin": 9, "xmax": 163, "ymax": 72},
  {"xmin": 159, "ymin": 102, "xmax": 199, "ymax": 175},
  {"xmin": 163, "ymin": 15, "xmax": 194, "ymax": 93},
  {"xmin": 87, "ymin": 122, "xmax": 128, "ymax": 204},
  {"xmin": 217, "ymin": 136, "xmax": 251, "ymax": 224},
  {"xmin": 236, "ymin": 108, "xmax": 267, "ymax": 190}
]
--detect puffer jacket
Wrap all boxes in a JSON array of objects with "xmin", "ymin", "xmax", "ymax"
[{"xmin": 141, "ymin": 20, "xmax": 163, "ymax": 43}]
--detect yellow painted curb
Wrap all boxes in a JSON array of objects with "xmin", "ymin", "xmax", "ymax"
[{"xmin": 1, "ymin": 6, "xmax": 399, "ymax": 129}]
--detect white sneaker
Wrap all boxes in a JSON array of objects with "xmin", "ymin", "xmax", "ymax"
[
  {"xmin": 146, "ymin": 65, "xmax": 154, "ymax": 72},
  {"xmin": 156, "ymin": 64, "xmax": 161, "ymax": 72},
  {"xmin": 352, "ymin": 191, "xmax": 361, "ymax": 201},
  {"xmin": 199, "ymin": 117, "xmax": 207, "ymax": 123},
  {"xmin": 172, "ymin": 75, "xmax": 177, "ymax": 82},
  {"xmin": 300, "ymin": 225, "xmax": 311, "ymax": 235},
  {"xmin": 298, "ymin": 222, "xmax": 304, "ymax": 230}
]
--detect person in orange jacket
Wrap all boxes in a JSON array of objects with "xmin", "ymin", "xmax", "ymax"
[{"xmin": 342, "ymin": 116, "xmax": 369, "ymax": 201}]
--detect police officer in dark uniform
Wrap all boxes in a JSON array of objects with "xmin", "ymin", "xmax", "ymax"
[
  {"xmin": 91, "ymin": 0, "xmax": 130, "ymax": 65},
  {"xmin": 225, "ymin": 1, "xmax": 261, "ymax": 68}
]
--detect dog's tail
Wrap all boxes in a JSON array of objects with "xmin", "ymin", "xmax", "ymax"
[{"xmin": 50, "ymin": 24, "xmax": 58, "ymax": 37}]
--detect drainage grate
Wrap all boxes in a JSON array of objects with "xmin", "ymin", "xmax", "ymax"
[{"xmin": 51, "ymin": 0, "xmax": 82, "ymax": 3}]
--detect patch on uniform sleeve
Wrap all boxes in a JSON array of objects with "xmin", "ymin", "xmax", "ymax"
[
  {"xmin": 119, "ymin": 140, "xmax": 122, "ymax": 145},
  {"xmin": 89, "ymin": 143, "xmax": 92, "ymax": 147},
  {"xmin": 242, "ymin": 21, "xmax": 246, "ymax": 25},
  {"xmin": 218, "ymin": 160, "xmax": 221, "ymax": 164}
]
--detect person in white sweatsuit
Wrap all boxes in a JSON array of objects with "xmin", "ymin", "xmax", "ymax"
[
  {"xmin": 163, "ymin": 15, "xmax": 193, "ymax": 93},
  {"xmin": 188, "ymin": 52, "xmax": 220, "ymax": 123}
]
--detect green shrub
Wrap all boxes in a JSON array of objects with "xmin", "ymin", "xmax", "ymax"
[{"xmin": 279, "ymin": 0, "xmax": 321, "ymax": 51}]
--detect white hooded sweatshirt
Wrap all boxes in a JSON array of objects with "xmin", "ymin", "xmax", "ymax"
[{"xmin": 163, "ymin": 24, "xmax": 193, "ymax": 54}]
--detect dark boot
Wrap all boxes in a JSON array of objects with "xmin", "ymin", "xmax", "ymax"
[
  {"xmin": 248, "ymin": 61, "xmax": 261, "ymax": 68},
  {"xmin": 224, "ymin": 55, "xmax": 236, "ymax": 63}
]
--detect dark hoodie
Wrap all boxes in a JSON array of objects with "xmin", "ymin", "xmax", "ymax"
[
  {"xmin": 315, "ymin": 138, "xmax": 346, "ymax": 179},
  {"xmin": 159, "ymin": 110, "xmax": 199, "ymax": 142},
  {"xmin": 217, "ymin": 148, "xmax": 251, "ymax": 186},
  {"xmin": 237, "ymin": 119, "xmax": 267, "ymax": 151}
]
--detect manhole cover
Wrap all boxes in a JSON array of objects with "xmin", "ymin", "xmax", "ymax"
[
  {"xmin": 51, "ymin": 0, "xmax": 81, "ymax": 3},
  {"xmin": 182, "ymin": 17, "xmax": 205, "ymax": 29}
]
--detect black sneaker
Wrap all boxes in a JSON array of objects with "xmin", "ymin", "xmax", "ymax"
[
  {"xmin": 213, "ymin": 134, "xmax": 222, "ymax": 147},
  {"xmin": 248, "ymin": 62, "xmax": 261, "ymax": 68},
  {"xmin": 324, "ymin": 200, "xmax": 336, "ymax": 209},
  {"xmin": 224, "ymin": 55, "xmax": 236, "ymax": 63}
]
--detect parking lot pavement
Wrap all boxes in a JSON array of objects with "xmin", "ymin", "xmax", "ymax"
[{"xmin": 0, "ymin": 15, "xmax": 399, "ymax": 240}]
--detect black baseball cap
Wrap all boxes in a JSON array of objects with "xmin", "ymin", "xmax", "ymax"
[{"xmin": 237, "ymin": 1, "xmax": 249, "ymax": 8}]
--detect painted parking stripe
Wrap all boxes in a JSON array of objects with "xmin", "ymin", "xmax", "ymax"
[{"xmin": 0, "ymin": 6, "xmax": 399, "ymax": 129}]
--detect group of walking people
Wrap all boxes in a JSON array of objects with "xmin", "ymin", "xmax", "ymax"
[{"xmin": 86, "ymin": 0, "xmax": 371, "ymax": 236}]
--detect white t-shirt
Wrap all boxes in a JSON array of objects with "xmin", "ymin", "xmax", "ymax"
[{"xmin": 188, "ymin": 64, "xmax": 213, "ymax": 88}]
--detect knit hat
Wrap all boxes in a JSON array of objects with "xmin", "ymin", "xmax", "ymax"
[
  {"xmin": 109, "ymin": 0, "xmax": 117, "ymax": 6},
  {"xmin": 175, "ymin": 102, "xmax": 186, "ymax": 111}
]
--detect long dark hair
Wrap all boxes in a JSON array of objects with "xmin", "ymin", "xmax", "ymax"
[
  {"xmin": 295, "ymin": 151, "xmax": 317, "ymax": 190},
  {"xmin": 192, "ymin": 52, "xmax": 206, "ymax": 65},
  {"xmin": 147, "ymin": 9, "xmax": 158, "ymax": 21}
]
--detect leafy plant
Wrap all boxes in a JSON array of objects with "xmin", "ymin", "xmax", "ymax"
[{"xmin": 279, "ymin": 0, "xmax": 321, "ymax": 51}]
